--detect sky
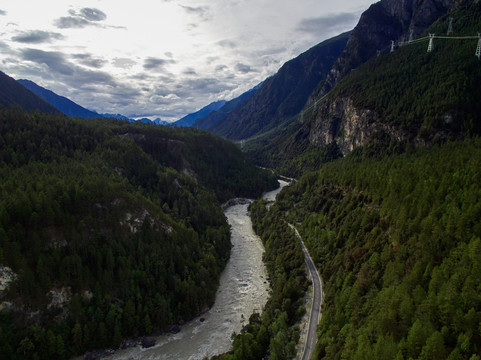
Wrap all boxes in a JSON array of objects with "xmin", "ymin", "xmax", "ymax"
[{"xmin": 0, "ymin": 0, "xmax": 374, "ymax": 122}]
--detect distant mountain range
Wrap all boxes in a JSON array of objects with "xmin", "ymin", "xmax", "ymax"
[
  {"xmin": 136, "ymin": 117, "xmax": 170, "ymax": 126},
  {"xmin": 16, "ymin": 79, "xmax": 169, "ymax": 125}
]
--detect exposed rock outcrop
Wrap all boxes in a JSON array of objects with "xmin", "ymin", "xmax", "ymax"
[
  {"xmin": 309, "ymin": 97, "xmax": 379, "ymax": 155},
  {"xmin": 0, "ymin": 265, "xmax": 17, "ymax": 297},
  {"xmin": 308, "ymin": 96, "xmax": 461, "ymax": 155}
]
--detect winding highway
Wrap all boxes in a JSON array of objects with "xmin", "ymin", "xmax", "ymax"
[{"xmin": 289, "ymin": 224, "xmax": 323, "ymax": 360}]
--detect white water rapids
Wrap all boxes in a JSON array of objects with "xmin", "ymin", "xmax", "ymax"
[{"xmin": 107, "ymin": 180, "xmax": 288, "ymax": 360}]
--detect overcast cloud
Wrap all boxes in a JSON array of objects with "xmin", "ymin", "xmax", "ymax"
[
  {"xmin": 12, "ymin": 30, "xmax": 65, "ymax": 44},
  {"xmin": 0, "ymin": 0, "xmax": 373, "ymax": 121}
]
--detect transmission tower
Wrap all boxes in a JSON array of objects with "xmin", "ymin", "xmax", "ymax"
[
  {"xmin": 427, "ymin": 33, "xmax": 435, "ymax": 52},
  {"xmin": 447, "ymin": 17, "xmax": 454, "ymax": 35},
  {"xmin": 409, "ymin": 29, "xmax": 414, "ymax": 43},
  {"xmin": 476, "ymin": 33, "xmax": 481, "ymax": 60}
]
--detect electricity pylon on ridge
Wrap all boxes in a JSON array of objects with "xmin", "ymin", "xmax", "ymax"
[
  {"xmin": 447, "ymin": 17, "xmax": 454, "ymax": 35},
  {"xmin": 427, "ymin": 33, "xmax": 435, "ymax": 52},
  {"xmin": 409, "ymin": 29, "xmax": 414, "ymax": 43}
]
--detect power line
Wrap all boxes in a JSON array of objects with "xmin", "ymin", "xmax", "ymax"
[{"xmin": 298, "ymin": 29, "xmax": 481, "ymax": 122}]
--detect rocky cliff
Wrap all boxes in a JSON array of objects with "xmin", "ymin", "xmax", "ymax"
[{"xmin": 308, "ymin": 97, "xmax": 420, "ymax": 155}]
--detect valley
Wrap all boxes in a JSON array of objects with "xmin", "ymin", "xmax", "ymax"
[
  {"xmin": 106, "ymin": 183, "xmax": 286, "ymax": 360},
  {"xmin": 1, "ymin": 0, "xmax": 481, "ymax": 359}
]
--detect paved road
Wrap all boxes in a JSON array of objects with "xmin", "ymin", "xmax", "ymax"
[{"xmin": 289, "ymin": 224, "xmax": 322, "ymax": 360}]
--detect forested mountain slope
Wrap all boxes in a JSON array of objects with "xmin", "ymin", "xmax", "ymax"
[
  {"xmin": 0, "ymin": 71, "xmax": 60, "ymax": 115},
  {"xmin": 250, "ymin": 2, "xmax": 481, "ymax": 177},
  {"xmin": 206, "ymin": 32, "xmax": 350, "ymax": 140},
  {"xmin": 274, "ymin": 138, "xmax": 481, "ymax": 359},
  {"xmin": 0, "ymin": 107, "xmax": 276, "ymax": 359}
]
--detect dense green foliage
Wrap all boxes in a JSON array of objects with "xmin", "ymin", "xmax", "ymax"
[
  {"xmin": 0, "ymin": 107, "xmax": 276, "ymax": 359},
  {"xmin": 275, "ymin": 138, "xmax": 481, "ymax": 359},
  {"xmin": 213, "ymin": 199, "xmax": 308, "ymax": 360}
]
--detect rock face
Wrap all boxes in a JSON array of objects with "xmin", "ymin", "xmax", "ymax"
[
  {"xmin": 319, "ymin": 0, "xmax": 464, "ymax": 96},
  {"xmin": 0, "ymin": 265, "xmax": 17, "ymax": 297},
  {"xmin": 309, "ymin": 97, "xmax": 410, "ymax": 155},
  {"xmin": 309, "ymin": 98, "xmax": 377, "ymax": 155}
]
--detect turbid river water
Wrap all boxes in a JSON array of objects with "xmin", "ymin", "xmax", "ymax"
[{"xmin": 107, "ymin": 180, "xmax": 288, "ymax": 360}]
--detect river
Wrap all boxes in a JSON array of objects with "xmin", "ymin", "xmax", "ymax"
[{"xmin": 107, "ymin": 180, "xmax": 288, "ymax": 360}]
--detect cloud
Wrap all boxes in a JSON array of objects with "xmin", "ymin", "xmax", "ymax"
[
  {"xmin": 296, "ymin": 12, "xmax": 359, "ymax": 35},
  {"xmin": 215, "ymin": 64, "xmax": 228, "ymax": 72},
  {"xmin": 218, "ymin": 39, "xmax": 238, "ymax": 49},
  {"xmin": 21, "ymin": 48, "xmax": 74, "ymax": 75},
  {"xmin": 143, "ymin": 57, "xmax": 176, "ymax": 71},
  {"xmin": 0, "ymin": 41, "xmax": 11, "ymax": 50},
  {"xmin": 54, "ymin": 16, "xmax": 90, "ymax": 29},
  {"xmin": 149, "ymin": 93, "xmax": 181, "ymax": 105},
  {"xmin": 20, "ymin": 48, "xmax": 116, "ymax": 89},
  {"xmin": 180, "ymin": 5, "xmax": 210, "ymax": 19},
  {"xmin": 54, "ymin": 7, "xmax": 107, "ymax": 29},
  {"xmin": 72, "ymin": 53, "xmax": 107, "ymax": 69},
  {"xmin": 112, "ymin": 57, "xmax": 137, "ymax": 69},
  {"xmin": 181, "ymin": 77, "xmax": 236, "ymax": 94},
  {"xmin": 183, "ymin": 67, "xmax": 197, "ymax": 76},
  {"xmin": 236, "ymin": 63, "xmax": 255, "ymax": 73},
  {"xmin": 11, "ymin": 30, "xmax": 65, "ymax": 44},
  {"xmin": 79, "ymin": 8, "xmax": 107, "ymax": 22}
]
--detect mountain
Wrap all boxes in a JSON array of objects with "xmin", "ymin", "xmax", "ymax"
[
  {"xmin": 215, "ymin": 4, "xmax": 481, "ymax": 358},
  {"xmin": 17, "ymin": 79, "xmax": 101, "ymax": 118},
  {"xmin": 134, "ymin": 117, "xmax": 169, "ymax": 126},
  {"xmin": 101, "ymin": 113, "xmax": 131, "ymax": 121},
  {"xmin": 153, "ymin": 118, "xmax": 169, "ymax": 126},
  {"xmin": 245, "ymin": 0, "xmax": 481, "ymax": 176},
  {"xmin": 206, "ymin": 32, "xmax": 350, "ymax": 141},
  {"xmin": 192, "ymin": 83, "xmax": 262, "ymax": 130},
  {"xmin": 173, "ymin": 100, "xmax": 227, "ymax": 127},
  {"xmin": 0, "ymin": 70, "xmax": 60, "ymax": 114},
  {"xmin": 318, "ymin": 0, "xmax": 457, "ymax": 97}
]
